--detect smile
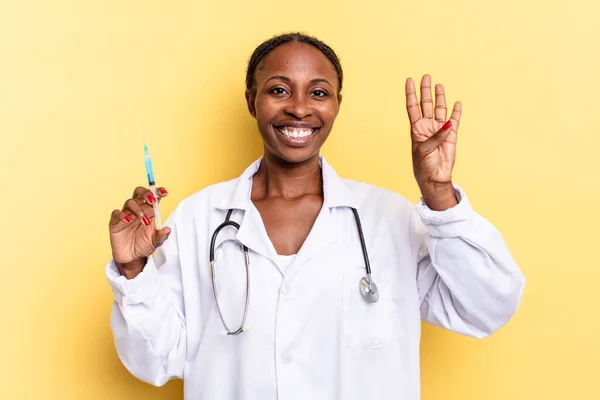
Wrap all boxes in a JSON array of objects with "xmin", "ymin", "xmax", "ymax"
[{"xmin": 276, "ymin": 126, "xmax": 317, "ymax": 139}]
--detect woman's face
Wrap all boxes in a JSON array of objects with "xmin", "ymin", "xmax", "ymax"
[{"xmin": 246, "ymin": 42, "xmax": 341, "ymax": 165}]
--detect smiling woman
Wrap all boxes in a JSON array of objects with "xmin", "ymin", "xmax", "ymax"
[
  {"xmin": 105, "ymin": 32, "xmax": 525, "ymax": 400},
  {"xmin": 244, "ymin": 34, "xmax": 342, "ymax": 166}
]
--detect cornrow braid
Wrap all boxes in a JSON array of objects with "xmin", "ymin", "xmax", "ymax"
[{"xmin": 245, "ymin": 32, "xmax": 343, "ymax": 97}]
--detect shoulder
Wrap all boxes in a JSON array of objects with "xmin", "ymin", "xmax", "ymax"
[
  {"xmin": 169, "ymin": 178, "xmax": 239, "ymax": 220},
  {"xmin": 343, "ymin": 179, "xmax": 414, "ymax": 214},
  {"xmin": 342, "ymin": 179, "xmax": 419, "ymax": 251}
]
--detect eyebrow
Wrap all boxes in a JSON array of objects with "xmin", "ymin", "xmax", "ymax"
[
  {"xmin": 266, "ymin": 75, "xmax": 290, "ymax": 83},
  {"xmin": 265, "ymin": 75, "xmax": 333, "ymax": 86}
]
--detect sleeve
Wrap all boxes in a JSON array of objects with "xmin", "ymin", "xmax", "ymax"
[
  {"xmin": 410, "ymin": 185, "xmax": 525, "ymax": 338},
  {"xmin": 106, "ymin": 210, "xmax": 186, "ymax": 386}
]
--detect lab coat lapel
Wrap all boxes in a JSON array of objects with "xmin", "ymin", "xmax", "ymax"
[
  {"xmin": 235, "ymin": 206, "xmax": 276, "ymax": 261},
  {"xmin": 214, "ymin": 158, "xmax": 276, "ymax": 261}
]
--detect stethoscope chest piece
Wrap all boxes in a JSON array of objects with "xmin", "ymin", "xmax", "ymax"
[{"xmin": 359, "ymin": 275, "xmax": 379, "ymax": 303}]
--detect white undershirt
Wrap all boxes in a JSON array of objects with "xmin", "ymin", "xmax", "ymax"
[{"xmin": 272, "ymin": 253, "xmax": 297, "ymax": 272}]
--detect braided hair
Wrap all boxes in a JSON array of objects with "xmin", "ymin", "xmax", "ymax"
[{"xmin": 245, "ymin": 32, "xmax": 343, "ymax": 98}]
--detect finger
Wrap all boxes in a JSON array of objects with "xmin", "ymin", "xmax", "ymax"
[
  {"xmin": 123, "ymin": 198, "xmax": 152, "ymax": 226},
  {"xmin": 132, "ymin": 186, "xmax": 148, "ymax": 199},
  {"xmin": 419, "ymin": 120, "xmax": 453, "ymax": 153},
  {"xmin": 152, "ymin": 227, "xmax": 172, "ymax": 248},
  {"xmin": 405, "ymin": 78, "xmax": 421, "ymax": 124},
  {"xmin": 434, "ymin": 84, "xmax": 447, "ymax": 123},
  {"xmin": 133, "ymin": 186, "xmax": 158, "ymax": 205},
  {"xmin": 156, "ymin": 187, "xmax": 168, "ymax": 200},
  {"xmin": 449, "ymin": 101, "xmax": 462, "ymax": 129},
  {"xmin": 420, "ymin": 74, "xmax": 434, "ymax": 119},
  {"xmin": 109, "ymin": 209, "xmax": 133, "ymax": 226}
]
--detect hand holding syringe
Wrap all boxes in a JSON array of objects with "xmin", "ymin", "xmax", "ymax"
[{"xmin": 107, "ymin": 140, "xmax": 171, "ymax": 280}]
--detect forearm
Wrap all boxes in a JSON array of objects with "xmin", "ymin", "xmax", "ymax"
[
  {"xmin": 419, "ymin": 216, "xmax": 525, "ymax": 337},
  {"xmin": 106, "ymin": 258, "xmax": 187, "ymax": 385},
  {"xmin": 413, "ymin": 186, "xmax": 525, "ymax": 337}
]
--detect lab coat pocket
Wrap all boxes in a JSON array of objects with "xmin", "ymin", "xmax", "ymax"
[{"xmin": 342, "ymin": 278, "xmax": 394, "ymax": 349}]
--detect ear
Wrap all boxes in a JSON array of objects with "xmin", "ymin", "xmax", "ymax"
[
  {"xmin": 337, "ymin": 93, "xmax": 343, "ymax": 110},
  {"xmin": 245, "ymin": 89, "xmax": 256, "ymax": 118}
]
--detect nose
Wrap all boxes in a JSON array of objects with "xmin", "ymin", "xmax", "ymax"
[{"xmin": 284, "ymin": 93, "xmax": 312, "ymax": 119}]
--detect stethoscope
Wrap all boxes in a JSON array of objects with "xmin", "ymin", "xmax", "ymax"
[{"xmin": 209, "ymin": 208, "xmax": 379, "ymax": 336}]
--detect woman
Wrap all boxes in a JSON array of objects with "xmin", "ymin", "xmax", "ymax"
[{"xmin": 107, "ymin": 33, "xmax": 524, "ymax": 399}]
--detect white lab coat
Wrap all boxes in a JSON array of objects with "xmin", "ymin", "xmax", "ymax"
[{"xmin": 106, "ymin": 156, "xmax": 525, "ymax": 400}]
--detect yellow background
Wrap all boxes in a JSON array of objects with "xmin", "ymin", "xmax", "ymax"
[{"xmin": 1, "ymin": 0, "xmax": 598, "ymax": 398}]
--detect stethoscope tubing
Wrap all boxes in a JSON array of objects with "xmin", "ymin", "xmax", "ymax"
[
  {"xmin": 209, "ymin": 206, "xmax": 379, "ymax": 336},
  {"xmin": 209, "ymin": 210, "xmax": 250, "ymax": 335}
]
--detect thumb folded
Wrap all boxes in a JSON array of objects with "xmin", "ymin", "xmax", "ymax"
[
  {"xmin": 420, "ymin": 120, "xmax": 453, "ymax": 153},
  {"xmin": 152, "ymin": 227, "xmax": 172, "ymax": 248}
]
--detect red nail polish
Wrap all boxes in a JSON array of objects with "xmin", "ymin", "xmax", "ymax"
[
  {"xmin": 142, "ymin": 216, "xmax": 151, "ymax": 225},
  {"xmin": 124, "ymin": 215, "xmax": 132, "ymax": 223},
  {"xmin": 148, "ymin": 194, "xmax": 156, "ymax": 204},
  {"xmin": 442, "ymin": 120, "xmax": 452, "ymax": 131},
  {"xmin": 160, "ymin": 189, "xmax": 167, "ymax": 195}
]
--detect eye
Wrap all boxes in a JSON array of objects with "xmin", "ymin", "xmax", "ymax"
[
  {"xmin": 311, "ymin": 89, "xmax": 328, "ymax": 98},
  {"xmin": 269, "ymin": 87, "xmax": 288, "ymax": 95}
]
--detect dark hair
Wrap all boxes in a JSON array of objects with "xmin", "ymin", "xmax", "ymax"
[{"xmin": 245, "ymin": 32, "xmax": 343, "ymax": 96}]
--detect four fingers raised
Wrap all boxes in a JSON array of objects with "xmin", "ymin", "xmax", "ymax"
[{"xmin": 405, "ymin": 75, "xmax": 461, "ymax": 129}]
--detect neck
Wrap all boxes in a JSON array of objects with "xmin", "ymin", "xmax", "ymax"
[{"xmin": 252, "ymin": 152, "xmax": 323, "ymax": 200}]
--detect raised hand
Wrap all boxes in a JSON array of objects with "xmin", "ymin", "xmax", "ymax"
[
  {"xmin": 405, "ymin": 74, "xmax": 462, "ymax": 210},
  {"xmin": 108, "ymin": 186, "xmax": 170, "ymax": 278}
]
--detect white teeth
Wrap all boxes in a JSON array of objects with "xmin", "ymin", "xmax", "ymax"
[{"xmin": 278, "ymin": 127, "xmax": 315, "ymax": 139}]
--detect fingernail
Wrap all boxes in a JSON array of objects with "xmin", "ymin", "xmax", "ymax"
[
  {"xmin": 124, "ymin": 215, "xmax": 132, "ymax": 223},
  {"xmin": 160, "ymin": 189, "xmax": 168, "ymax": 195},
  {"xmin": 148, "ymin": 194, "xmax": 156, "ymax": 204},
  {"xmin": 142, "ymin": 216, "xmax": 151, "ymax": 226},
  {"xmin": 442, "ymin": 120, "xmax": 452, "ymax": 131}
]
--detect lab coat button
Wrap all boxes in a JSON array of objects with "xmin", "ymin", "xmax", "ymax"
[
  {"xmin": 281, "ymin": 284, "xmax": 292, "ymax": 295},
  {"xmin": 282, "ymin": 351, "xmax": 293, "ymax": 365}
]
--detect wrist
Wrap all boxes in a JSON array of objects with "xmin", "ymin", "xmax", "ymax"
[
  {"xmin": 115, "ymin": 258, "xmax": 147, "ymax": 279},
  {"xmin": 419, "ymin": 181, "xmax": 458, "ymax": 211}
]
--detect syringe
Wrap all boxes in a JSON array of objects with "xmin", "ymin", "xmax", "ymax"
[{"xmin": 144, "ymin": 142, "xmax": 163, "ymax": 229}]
